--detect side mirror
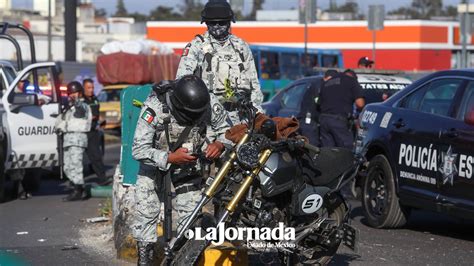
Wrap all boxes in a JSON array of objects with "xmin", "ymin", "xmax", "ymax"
[
  {"xmin": 11, "ymin": 93, "xmax": 38, "ymax": 113},
  {"xmin": 464, "ymin": 107, "xmax": 474, "ymax": 126}
]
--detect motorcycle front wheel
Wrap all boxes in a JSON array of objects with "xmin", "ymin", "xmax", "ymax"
[{"xmin": 290, "ymin": 195, "xmax": 347, "ymax": 265}]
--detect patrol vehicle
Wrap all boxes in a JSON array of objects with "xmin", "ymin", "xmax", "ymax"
[
  {"xmin": 356, "ymin": 69, "xmax": 474, "ymax": 228},
  {"xmin": 262, "ymin": 73, "xmax": 412, "ymax": 145},
  {"xmin": 263, "ymin": 73, "xmax": 411, "ymax": 117},
  {"xmin": 0, "ymin": 23, "xmax": 62, "ymax": 201}
]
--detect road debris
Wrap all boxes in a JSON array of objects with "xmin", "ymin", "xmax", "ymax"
[
  {"xmin": 85, "ymin": 216, "xmax": 110, "ymax": 223},
  {"xmin": 16, "ymin": 232, "xmax": 28, "ymax": 235},
  {"xmin": 61, "ymin": 245, "xmax": 79, "ymax": 251},
  {"xmin": 37, "ymin": 239, "xmax": 47, "ymax": 242}
]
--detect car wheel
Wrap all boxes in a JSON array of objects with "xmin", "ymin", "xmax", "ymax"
[{"xmin": 362, "ymin": 154, "xmax": 410, "ymax": 228}]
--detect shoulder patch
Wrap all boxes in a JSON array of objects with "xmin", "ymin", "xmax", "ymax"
[
  {"xmin": 141, "ymin": 107, "xmax": 156, "ymax": 124},
  {"xmin": 182, "ymin": 43, "xmax": 191, "ymax": 57}
]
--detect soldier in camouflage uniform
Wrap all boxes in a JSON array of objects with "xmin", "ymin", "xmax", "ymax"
[
  {"xmin": 131, "ymin": 75, "xmax": 230, "ymax": 265},
  {"xmin": 55, "ymin": 81, "xmax": 92, "ymax": 201},
  {"xmin": 176, "ymin": 0, "xmax": 263, "ymax": 125}
]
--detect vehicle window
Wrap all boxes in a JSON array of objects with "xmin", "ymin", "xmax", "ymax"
[
  {"xmin": 322, "ymin": 54, "xmax": 338, "ymax": 68},
  {"xmin": 280, "ymin": 53, "xmax": 301, "ymax": 80},
  {"xmin": 252, "ymin": 50, "xmax": 259, "ymax": 77},
  {"xmin": 281, "ymin": 83, "xmax": 307, "ymax": 109},
  {"xmin": 418, "ymin": 79, "xmax": 462, "ymax": 117},
  {"xmin": 12, "ymin": 66, "xmax": 58, "ymax": 104},
  {"xmin": 4, "ymin": 66, "xmax": 16, "ymax": 85},
  {"xmin": 400, "ymin": 83, "xmax": 429, "ymax": 110},
  {"xmin": 457, "ymin": 81, "xmax": 474, "ymax": 121},
  {"xmin": 301, "ymin": 54, "xmax": 318, "ymax": 76},
  {"xmin": 98, "ymin": 89, "xmax": 122, "ymax": 102},
  {"xmin": 260, "ymin": 51, "xmax": 280, "ymax": 79}
]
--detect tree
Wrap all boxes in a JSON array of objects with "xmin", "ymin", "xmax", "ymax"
[
  {"xmin": 95, "ymin": 8, "xmax": 107, "ymax": 18},
  {"xmin": 181, "ymin": 2, "xmax": 205, "ymax": 21},
  {"xmin": 115, "ymin": 0, "xmax": 128, "ymax": 17},
  {"xmin": 443, "ymin": 5, "xmax": 458, "ymax": 17},
  {"xmin": 149, "ymin": 6, "xmax": 182, "ymax": 21},
  {"xmin": 249, "ymin": 0, "xmax": 265, "ymax": 20},
  {"xmin": 129, "ymin": 12, "xmax": 148, "ymax": 22},
  {"xmin": 411, "ymin": 0, "xmax": 442, "ymax": 19}
]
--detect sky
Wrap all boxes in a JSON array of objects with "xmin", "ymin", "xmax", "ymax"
[{"xmin": 12, "ymin": 0, "xmax": 463, "ymax": 16}]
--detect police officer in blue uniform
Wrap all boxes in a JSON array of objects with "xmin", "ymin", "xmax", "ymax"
[{"xmin": 318, "ymin": 70, "xmax": 365, "ymax": 150}]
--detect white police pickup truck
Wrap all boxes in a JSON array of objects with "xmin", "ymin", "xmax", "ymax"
[{"xmin": 0, "ymin": 23, "xmax": 62, "ymax": 201}]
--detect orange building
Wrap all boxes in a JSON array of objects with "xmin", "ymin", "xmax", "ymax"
[{"xmin": 147, "ymin": 20, "xmax": 474, "ymax": 71}]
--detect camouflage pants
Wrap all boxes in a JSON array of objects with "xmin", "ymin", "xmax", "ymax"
[
  {"xmin": 63, "ymin": 146, "xmax": 85, "ymax": 185},
  {"xmin": 132, "ymin": 175, "xmax": 201, "ymax": 243}
]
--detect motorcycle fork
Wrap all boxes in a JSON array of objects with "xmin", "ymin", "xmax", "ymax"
[
  {"xmin": 170, "ymin": 133, "xmax": 249, "ymax": 251},
  {"xmin": 216, "ymin": 149, "xmax": 273, "ymax": 225}
]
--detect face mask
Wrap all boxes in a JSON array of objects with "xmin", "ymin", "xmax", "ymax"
[{"xmin": 207, "ymin": 21, "xmax": 230, "ymax": 41}]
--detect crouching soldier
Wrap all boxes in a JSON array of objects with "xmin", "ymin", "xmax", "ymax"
[
  {"xmin": 131, "ymin": 75, "xmax": 229, "ymax": 265},
  {"xmin": 55, "ymin": 81, "xmax": 92, "ymax": 201}
]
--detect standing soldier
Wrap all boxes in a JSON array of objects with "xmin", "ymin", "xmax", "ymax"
[
  {"xmin": 131, "ymin": 75, "xmax": 229, "ymax": 265},
  {"xmin": 83, "ymin": 78, "xmax": 108, "ymax": 185},
  {"xmin": 176, "ymin": 0, "xmax": 264, "ymax": 125},
  {"xmin": 55, "ymin": 81, "xmax": 92, "ymax": 201}
]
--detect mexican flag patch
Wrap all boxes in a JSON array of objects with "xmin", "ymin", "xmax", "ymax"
[{"xmin": 141, "ymin": 108, "xmax": 155, "ymax": 124}]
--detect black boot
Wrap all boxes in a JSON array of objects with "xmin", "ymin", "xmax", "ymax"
[
  {"xmin": 63, "ymin": 185, "xmax": 84, "ymax": 201},
  {"xmin": 137, "ymin": 241, "xmax": 155, "ymax": 266}
]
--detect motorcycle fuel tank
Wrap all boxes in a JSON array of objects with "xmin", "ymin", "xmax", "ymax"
[{"xmin": 257, "ymin": 152, "xmax": 298, "ymax": 197}]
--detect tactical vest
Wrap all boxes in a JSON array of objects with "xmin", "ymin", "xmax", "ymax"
[
  {"xmin": 197, "ymin": 34, "xmax": 252, "ymax": 103},
  {"xmin": 56, "ymin": 100, "xmax": 92, "ymax": 133},
  {"xmin": 153, "ymin": 86, "xmax": 208, "ymax": 186}
]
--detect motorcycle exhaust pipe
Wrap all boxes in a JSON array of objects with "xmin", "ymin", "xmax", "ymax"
[{"xmin": 170, "ymin": 133, "xmax": 250, "ymax": 250}]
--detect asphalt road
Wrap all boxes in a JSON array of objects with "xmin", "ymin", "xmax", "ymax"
[
  {"xmin": 331, "ymin": 200, "xmax": 474, "ymax": 265},
  {"xmin": 0, "ymin": 143, "xmax": 121, "ymax": 265},
  {"xmin": 1, "ymin": 141, "xmax": 473, "ymax": 265}
]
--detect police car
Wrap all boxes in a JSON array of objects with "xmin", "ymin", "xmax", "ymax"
[
  {"xmin": 0, "ymin": 23, "xmax": 63, "ymax": 201},
  {"xmin": 356, "ymin": 69, "xmax": 474, "ymax": 228},
  {"xmin": 262, "ymin": 73, "xmax": 412, "ymax": 145}
]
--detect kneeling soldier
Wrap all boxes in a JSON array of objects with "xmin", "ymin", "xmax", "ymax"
[{"xmin": 131, "ymin": 75, "xmax": 229, "ymax": 265}]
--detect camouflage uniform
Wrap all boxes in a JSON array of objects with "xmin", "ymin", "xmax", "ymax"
[
  {"xmin": 131, "ymin": 90, "xmax": 229, "ymax": 243},
  {"xmin": 55, "ymin": 99, "xmax": 92, "ymax": 185},
  {"xmin": 176, "ymin": 32, "xmax": 263, "ymax": 125}
]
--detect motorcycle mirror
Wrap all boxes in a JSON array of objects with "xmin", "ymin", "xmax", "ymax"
[{"xmin": 260, "ymin": 119, "xmax": 277, "ymax": 140}]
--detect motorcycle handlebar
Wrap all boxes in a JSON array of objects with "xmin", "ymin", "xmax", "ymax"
[{"xmin": 270, "ymin": 138, "xmax": 320, "ymax": 154}]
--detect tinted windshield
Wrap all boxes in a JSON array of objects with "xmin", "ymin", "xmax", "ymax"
[{"xmin": 98, "ymin": 89, "xmax": 121, "ymax": 102}]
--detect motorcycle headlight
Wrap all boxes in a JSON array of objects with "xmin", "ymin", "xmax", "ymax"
[{"xmin": 237, "ymin": 142, "xmax": 260, "ymax": 170}]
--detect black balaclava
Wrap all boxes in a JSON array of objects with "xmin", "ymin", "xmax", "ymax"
[{"xmin": 206, "ymin": 21, "xmax": 231, "ymax": 41}]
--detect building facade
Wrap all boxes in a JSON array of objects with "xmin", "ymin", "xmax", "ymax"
[{"xmin": 147, "ymin": 20, "xmax": 474, "ymax": 71}]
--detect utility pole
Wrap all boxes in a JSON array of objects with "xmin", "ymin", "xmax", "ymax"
[
  {"xmin": 47, "ymin": 0, "xmax": 52, "ymax": 61},
  {"xmin": 64, "ymin": 0, "xmax": 77, "ymax": 62},
  {"xmin": 461, "ymin": 0, "xmax": 470, "ymax": 68}
]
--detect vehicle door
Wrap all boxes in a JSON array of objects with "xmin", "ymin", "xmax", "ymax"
[
  {"xmin": 277, "ymin": 81, "xmax": 310, "ymax": 118},
  {"xmin": 392, "ymin": 78, "xmax": 465, "ymax": 204},
  {"xmin": 437, "ymin": 80, "xmax": 474, "ymax": 213},
  {"xmin": 1, "ymin": 62, "xmax": 61, "ymax": 170}
]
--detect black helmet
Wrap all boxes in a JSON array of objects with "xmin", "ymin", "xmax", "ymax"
[
  {"xmin": 169, "ymin": 75, "xmax": 210, "ymax": 125},
  {"xmin": 67, "ymin": 81, "xmax": 83, "ymax": 94},
  {"xmin": 201, "ymin": 0, "xmax": 235, "ymax": 24}
]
